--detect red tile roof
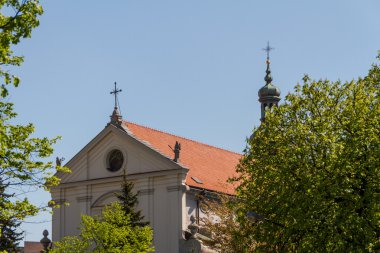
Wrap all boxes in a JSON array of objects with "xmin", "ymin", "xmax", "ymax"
[
  {"xmin": 124, "ymin": 121, "xmax": 241, "ymax": 194},
  {"xmin": 23, "ymin": 241, "xmax": 44, "ymax": 253}
]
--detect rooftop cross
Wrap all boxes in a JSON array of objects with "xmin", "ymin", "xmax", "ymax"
[
  {"xmin": 110, "ymin": 82, "xmax": 122, "ymax": 108},
  {"xmin": 262, "ymin": 41, "xmax": 274, "ymax": 61},
  {"xmin": 109, "ymin": 82, "xmax": 123, "ymax": 125},
  {"xmin": 262, "ymin": 42, "xmax": 274, "ymax": 85}
]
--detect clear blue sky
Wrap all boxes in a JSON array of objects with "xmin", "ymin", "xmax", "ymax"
[{"xmin": 9, "ymin": 0, "xmax": 380, "ymax": 243}]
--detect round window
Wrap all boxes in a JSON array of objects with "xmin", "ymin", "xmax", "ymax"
[{"xmin": 107, "ymin": 149, "xmax": 124, "ymax": 172}]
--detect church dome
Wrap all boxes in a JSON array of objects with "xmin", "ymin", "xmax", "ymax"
[
  {"xmin": 258, "ymin": 83, "xmax": 281, "ymax": 99},
  {"xmin": 258, "ymin": 55, "xmax": 281, "ymax": 101},
  {"xmin": 258, "ymin": 42, "xmax": 281, "ymax": 122}
]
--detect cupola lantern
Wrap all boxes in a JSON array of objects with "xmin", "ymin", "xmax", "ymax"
[{"xmin": 258, "ymin": 42, "xmax": 281, "ymax": 122}]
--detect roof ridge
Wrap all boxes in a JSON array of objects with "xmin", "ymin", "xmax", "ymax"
[{"xmin": 123, "ymin": 120, "xmax": 242, "ymax": 156}]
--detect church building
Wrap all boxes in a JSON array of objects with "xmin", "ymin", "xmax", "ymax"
[{"xmin": 51, "ymin": 45, "xmax": 281, "ymax": 253}]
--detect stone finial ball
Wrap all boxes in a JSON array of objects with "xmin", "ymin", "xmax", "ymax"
[{"xmin": 43, "ymin": 229, "xmax": 49, "ymax": 237}]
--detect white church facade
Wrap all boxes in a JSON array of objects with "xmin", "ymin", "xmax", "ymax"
[
  {"xmin": 51, "ymin": 110, "xmax": 241, "ymax": 252},
  {"xmin": 51, "ymin": 46, "xmax": 281, "ymax": 252}
]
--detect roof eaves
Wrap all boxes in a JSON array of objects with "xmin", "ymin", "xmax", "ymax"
[{"xmin": 187, "ymin": 185, "xmax": 236, "ymax": 196}]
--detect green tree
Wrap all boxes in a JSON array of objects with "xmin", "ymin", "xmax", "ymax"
[
  {"xmin": 0, "ymin": 181, "xmax": 23, "ymax": 251},
  {"xmin": 234, "ymin": 57, "xmax": 380, "ymax": 252},
  {"xmin": 200, "ymin": 193, "xmax": 254, "ymax": 253},
  {"xmin": 51, "ymin": 202, "xmax": 154, "ymax": 253},
  {"xmin": 0, "ymin": 0, "xmax": 43, "ymax": 96},
  {"xmin": 0, "ymin": 0, "xmax": 67, "ymax": 247},
  {"xmin": 116, "ymin": 175, "xmax": 149, "ymax": 227}
]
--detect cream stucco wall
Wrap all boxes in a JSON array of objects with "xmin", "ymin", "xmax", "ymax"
[{"xmin": 51, "ymin": 125, "xmax": 189, "ymax": 253}]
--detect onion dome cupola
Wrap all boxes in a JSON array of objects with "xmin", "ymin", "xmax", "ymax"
[{"xmin": 258, "ymin": 42, "xmax": 281, "ymax": 122}]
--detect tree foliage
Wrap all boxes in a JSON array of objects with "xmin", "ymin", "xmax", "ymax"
[
  {"xmin": 234, "ymin": 57, "xmax": 380, "ymax": 252},
  {"xmin": 0, "ymin": 182, "xmax": 22, "ymax": 251},
  {"xmin": 51, "ymin": 202, "xmax": 154, "ymax": 253},
  {"xmin": 200, "ymin": 194, "xmax": 255, "ymax": 252},
  {"xmin": 0, "ymin": 0, "xmax": 43, "ymax": 97},
  {"xmin": 116, "ymin": 175, "xmax": 149, "ymax": 227},
  {"xmin": 0, "ymin": 0, "xmax": 68, "ymax": 246}
]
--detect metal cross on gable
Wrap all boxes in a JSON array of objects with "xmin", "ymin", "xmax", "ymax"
[
  {"xmin": 262, "ymin": 41, "xmax": 274, "ymax": 60},
  {"xmin": 110, "ymin": 82, "xmax": 122, "ymax": 108}
]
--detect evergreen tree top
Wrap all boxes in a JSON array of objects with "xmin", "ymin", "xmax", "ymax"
[{"xmin": 116, "ymin": 175, "xmax": 149, "ymax": 227}]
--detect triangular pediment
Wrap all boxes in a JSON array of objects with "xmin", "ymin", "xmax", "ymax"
[{"xmin": 59, "ymin": 124, "xmax": 185, "ymax": 184}]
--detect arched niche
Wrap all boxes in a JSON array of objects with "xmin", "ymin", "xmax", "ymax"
[{"xmin": 91, "ymin": 190, "xmax": 121, "ymax": 216}]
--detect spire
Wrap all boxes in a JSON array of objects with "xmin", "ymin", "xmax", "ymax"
[
  {"xmin": 258, "ymin": 42, "xmax": 281, "ymax": 122},
  {"xmin": 110, "ymin": 82, "xmax": 123, "ymax": 125},
  {"xmin": 264, "ymin": 59, "xmax": 273, "ymax": 85},
  {"xmin": 263, "ymin": 41, "xmax": 273, "ymax": 85}
]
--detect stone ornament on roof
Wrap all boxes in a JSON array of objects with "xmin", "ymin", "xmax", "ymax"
[
  {"xmin": 40, "ymin": 229, "xmax": 52, "ymax": 251},
  {"xmin": 110, "ymin": 82, "xmax": 123, "ymax": 125},
  {"xmin": 169, "ymin": 141, "xmax": 181, "ymax": 162},
  {"xmin": 110, "ymin": 106, "xmax": 122, "ymax": 125}
]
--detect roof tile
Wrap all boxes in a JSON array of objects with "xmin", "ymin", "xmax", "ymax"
[{"xmin": 124, "ymin": 121, "xmax": 241, "ymax": 194}]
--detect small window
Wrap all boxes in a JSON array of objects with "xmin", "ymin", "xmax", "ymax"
[
  {"xmin": 107, "ymin": 149, "xmax": 124, "ymax": 172},
  {"xmin": 191, "ymin": 176, "xmax": 203, "ymax": 184}
]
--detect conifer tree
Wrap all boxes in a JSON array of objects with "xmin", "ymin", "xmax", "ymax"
[
  {"xmin": 0, "ymin": 181, "xmax": 23, "ymax": 251},
  {"xmin": 0, "ymin": 218, "xmax": 23, "ymax": 252},
  {"xmin": 116, "ymin": 174, "xmax": 149, "ymax": 227}
]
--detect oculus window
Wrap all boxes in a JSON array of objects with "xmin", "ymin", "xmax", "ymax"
[{"xmin": 107, "ymin": 149, "xmax": 124, "ymax": 172}]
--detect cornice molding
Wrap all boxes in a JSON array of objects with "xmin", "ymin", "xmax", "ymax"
[{"xmin": 76, "ymin": 196, "xmax": 92, "ymax": 203}]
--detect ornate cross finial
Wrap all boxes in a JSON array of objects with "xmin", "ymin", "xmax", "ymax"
[
  {"xmin": 262, "ymin": 41, "xmax": 274, "ymax": 61},
  {"xmin": 110, "ymin": 82, "xmax": 122, "ymax": 109},
  {"xmin": 262, "ymin": 42, "xmax": 274, "ymax": 85},
  {"xmin": 109, "ymin": 82, "xmax": 123, "ymax": 125}
]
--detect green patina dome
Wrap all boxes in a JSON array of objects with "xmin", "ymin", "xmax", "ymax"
[
  {"xmin": 258, "ymin": 60, "xmax": 281, "ymax": 101},
  {"xmin": 258, "ymin": 43, "xmax": 281, "ymax": 122},
  {"xmin": 258, "ymin": 83, "xmax": 281, "ymax": 99}
]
